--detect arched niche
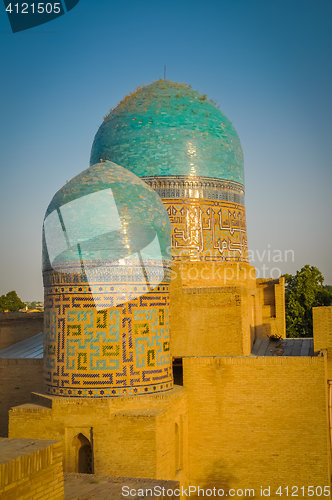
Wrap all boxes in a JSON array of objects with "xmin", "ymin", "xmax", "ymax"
[{"xmin": 72, "ymin": 433, "xmax": 93, "ymax": 474}]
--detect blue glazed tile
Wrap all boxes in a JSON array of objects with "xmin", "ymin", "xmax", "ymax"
[{"xmin": 90, "ymin": 80, "xmax": 244, "ymax": 185}]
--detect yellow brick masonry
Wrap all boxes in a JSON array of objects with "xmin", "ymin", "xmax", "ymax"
[
  {"xmin": 274, "ymin": 278, "xmax": 286, "ymax": 338},
  {"xmin": 313, "ymin": 305, "xmax": 332, "ymax": 387},
  {"xmin": 313, "ymin": 307, "xmax": 332, "ymax": 351},
  {"xmin": 0, "ymin": 312, "xmax": 43, "ymax": 351},
  {"xmin": 8, "ymin": 386, "xmax": 188, "ymax": 489},
  {"xmin": 0, "ymin": 438, "xmax": 64, "ymax": 500},
  {"xmin": 183, "ymin": 356, "xmax": 330, "ymax": 499},
  {"xmin": 170, "ymin": 262, "xmax": 258, "ymax": 357},
  {"xmin": 256, "ymin": 279, "xmax": 286, "ymax": 339},
  {"xmin": 170, "ymin": 263, "xmax": 285, "ymax": 357},
  {"xmin": 0, "ymin": 359, "xmax": 43, "ymax": 438}
]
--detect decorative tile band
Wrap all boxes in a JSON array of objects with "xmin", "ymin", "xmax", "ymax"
[
  {"xmin": 45, "ymin": 381, "xmax": 173, "ymax": 398},
  {"xmin": 43, "ymin": 261, "xmax": 171, "ymax": 287},
  {"xmin": 43, "ymin": 285, "xmax": 173, "ymax": 397},
  {"xmin": 162, "ymin": 198, "xmax": 248, "ymax": 262},
  {"xmin": 143, "ymin": 175, "xmax": 245, "ymax": 205}
]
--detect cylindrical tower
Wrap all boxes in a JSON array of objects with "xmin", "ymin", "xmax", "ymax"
[
  {"xmin": 90, "ymin": 80, "xmax": 248, "ymax": 263},
  {"xmin": 42, "ymin": 161, "xmax": 173, "ymax": 397}
]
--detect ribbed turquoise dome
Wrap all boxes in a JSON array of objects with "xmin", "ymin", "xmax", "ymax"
[
  {"xmin": 42, "ymin": 161, "xmax": 171, "ymax": 274},
  {"xmin": 90, "ymin": 80, "xmax": 244, "ymax": 184},
  {"xmin": 42, "ymin": 161, "xmax": 173, "ymax": 397}
]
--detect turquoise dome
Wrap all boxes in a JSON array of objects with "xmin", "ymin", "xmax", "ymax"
[
  {"xmin": 90, "ymin": 80, "xmax": 244, "ymax": 184},
  {"xmin": 42, "ymin": 161, "xmax": 171, "ymax": 279},
  {"xmin": 42, "ymin": 161, "xmax": 173, "ymax": 396}
]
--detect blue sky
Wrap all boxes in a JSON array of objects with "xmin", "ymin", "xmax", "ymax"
[{"xmin": 0, "ymin": 0, "xmax": 331, "ymax": 300}]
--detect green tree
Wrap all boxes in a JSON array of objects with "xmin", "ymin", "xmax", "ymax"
[
  {"xmin": 0, "ymin": 291, "xmax": 25, "ymax": 312},
  {"xmin": 283, "ymin": 265, "xmax": 332, "ymax": 338}
]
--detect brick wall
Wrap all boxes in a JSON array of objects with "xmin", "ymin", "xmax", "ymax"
[
  {"xmin": 0, "ymin": 358, "xmax": 43, "ymax": 437},
  {"xmin": 170, "ymin": 262, "xmax": 258, "ymax": 357},
  {"xmin": 170, "ymin": 264, "xmax": 285, "ymax": 357},
  {"xmin": 183, "ymin": 356, "xmax": 330, "ymax": 498},
  {"xmin": 9, "ymin": 386, "xmax": 189, "ymax": 488},
  {"xmin": 256, "ymin": 278, "xmax": 286, "ymax": 339},
  {"xmin": 0, "ymin": 438, "xmax": 64, "ymax": 500},
  {"xmin": 0, "ymin": 312, "xmax": 43, "ymax": 350},
  {"xmin": 313, "ymin": 306, "xmax": 332, "ymax": 352},
  {"xmin": 313, "ymin": 306, "xmax": 332, "ymax": 379}
]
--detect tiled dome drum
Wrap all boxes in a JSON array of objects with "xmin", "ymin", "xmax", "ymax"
[
  {"xmin": 42, "ymin": 162, "xmax": 173, "ymax": 397},
  {"xmin": 90, "ymin": 80, "xmax": 248, "ymax": 263}
]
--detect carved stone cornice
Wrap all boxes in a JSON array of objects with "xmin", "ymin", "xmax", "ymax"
[{"xmin": 143, "ymin": 175, "xmax": 245, "ymax": 204}]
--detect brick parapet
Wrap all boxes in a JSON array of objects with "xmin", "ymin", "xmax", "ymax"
[
  {"xmin": 0, "ymin": 359, "xmax": 43, "ymax": 437},
  {"xmin": 28, "ymin": 385, "xmax": 186, "ymax": 409},
  {"xmin": 0, "ymin": 312, "xmax": 43, "ymax": 350},
  {"xmin": 183, "ymin": 355, "xmax": 323, "ymax": 366},
  {"xmin": 313, "ymin": 306, "xmax": 332, "ymax": 351},
  {"xmin": 0, "ymin": 439, "xmax": 64, "ymax": 500},
  {"xmin": 183, "ymin": 355, "xmax": 330, "ymax": 497},
  {"xmin": 9, "ymin": 387, "xmax": 188, "ymax": 484}
]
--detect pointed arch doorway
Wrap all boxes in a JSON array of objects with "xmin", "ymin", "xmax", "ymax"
[{"xmin": 73, "ymin": 433, "xmax": 94, "ymax": 474}]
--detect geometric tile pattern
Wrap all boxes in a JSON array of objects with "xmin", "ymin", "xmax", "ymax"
[
  {"xmin": 162, "ymin": 198, "xmax": 248, "ymax": 262},
  {"xmin": 43, "ymin": 283, "xmax": 173, "ymax": 397}
]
